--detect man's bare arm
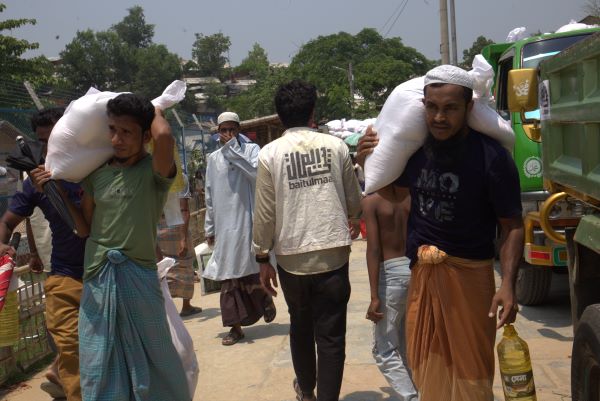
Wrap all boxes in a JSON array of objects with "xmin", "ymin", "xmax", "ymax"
[
  {"xmin": 489, "ymin": 215, "xmax": 524, "ymax": 328},
  {"xmin": 363, "ymin": 195, "xmax": 383, "ymax": 322},
  {"xmin": 151, "ymin": 107, "xmax": 176, "ymax": 178},
  {"xmin": 0, "ymin": 211, "xmax": 25, "ymax": 256}
]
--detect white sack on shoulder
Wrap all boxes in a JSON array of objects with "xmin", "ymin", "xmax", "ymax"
[
  {"xmin": 364, "ymin": 57, "xmax": 514, "ymax": 193},
  {"xmin": 157, "ymin": 257, "xmax": 199, "ymax": 397},
  {"xmin": 46, "ymin": 81, "xmax": 187, "ymax": 183},
  {"xmin": 365, "ymin": 77, "xmax": 426, "ymax": 194}
]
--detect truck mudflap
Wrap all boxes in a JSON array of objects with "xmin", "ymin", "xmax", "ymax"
[{"xmin": 574, "ymin": 215, "xmax": 600, "ymax": 256}]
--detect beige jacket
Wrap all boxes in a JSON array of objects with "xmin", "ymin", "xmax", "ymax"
[{"xmin": 253, "ymin": 128, "xmax": 362, "ymax": 274}]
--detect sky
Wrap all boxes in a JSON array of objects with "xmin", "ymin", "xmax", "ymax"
[{"xmin": 2, "ymin": 0, "xmax": 592, "ymax": 65}]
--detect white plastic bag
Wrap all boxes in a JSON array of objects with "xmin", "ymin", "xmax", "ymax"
[
  {"xmin": 506, "ymin": 27, "xmax": 527, "ymax": 42},
  {"xmin": 364, "ymin": 58, "xmax": 515, "ymax": 193},
  {"xmin": 45, "ymin": 81, "xmax": 186, "ymax": 182},
  {"xmin": 156, "ymin": 257, "xmax": 199, "ymax": 397},
  {"xmin": 556, "ymin": 20, "xmax": 595, "ymax": 34}
]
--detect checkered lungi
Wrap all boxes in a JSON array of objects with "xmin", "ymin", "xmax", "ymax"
[
  {"xmin": 157, "ymin": 219, "xmax": 195, "ymax": 300},
  {"xmin": 79, "ymin": 250, "xmax": 190, "ymax": 401}
]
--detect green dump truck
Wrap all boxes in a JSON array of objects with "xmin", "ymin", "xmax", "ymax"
[
  {"xmin": 483, "ymin": 26, "xmax": 600, "ymax": 306},
  {"xmin": 507, "ymin": 32, "xmax": 600, "ymax": 401}
]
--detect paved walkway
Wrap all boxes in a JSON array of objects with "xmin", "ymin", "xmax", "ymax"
[{"xmin": 2, "ymin": 240, "xmax": 573, "ymax": 401}]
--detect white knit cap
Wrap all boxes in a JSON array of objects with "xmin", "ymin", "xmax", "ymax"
[
  {"xmin": 217, "ymin": 111, "xmax": 240, "ymax": 126},
  {"xmin": 424, "ymin": 65, "xmax": 474, "ymax": 90}
]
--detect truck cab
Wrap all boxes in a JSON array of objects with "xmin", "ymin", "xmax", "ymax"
[{"xmin": 482, "ymin": 27, "xmax": 600, "ymax": 305}]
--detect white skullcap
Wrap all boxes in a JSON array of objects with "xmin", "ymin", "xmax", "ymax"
[
  {"xmin": 217, "ymin": 112, "xmax": 240, "ymax": 126},
  {"xmin": 424, "ymin": 65, "xmax": 474, "ymax": 90}
]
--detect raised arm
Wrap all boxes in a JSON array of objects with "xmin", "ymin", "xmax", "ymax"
[
  {"xmin": 151, "ymin": 107, "xmax": 176, "ymax": 178},
  {"xmin": 220, "ymin": 139, "xmax": 259, "ymax": 182}
]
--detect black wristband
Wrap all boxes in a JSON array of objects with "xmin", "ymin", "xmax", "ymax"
[{"xmin": 255, "ymin": 254, "xmax": 270, "ymax": 264}]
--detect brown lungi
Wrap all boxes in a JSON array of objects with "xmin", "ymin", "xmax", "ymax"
[
  {"xmin": 220, "ymin": 273, "xmax": 271, "ymax": 327},
  {"xmin": 406, "ymin": 245, "xmax": 497, "ymax": 401},
  {"xmin": 157, "ymin": 218, "xmax": 195, "ymax": 300}
]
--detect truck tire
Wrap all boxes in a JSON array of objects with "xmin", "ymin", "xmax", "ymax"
[
  {"xmin": 516, "ymin": 262, "xmax": 552, "ymax": 306},
  {"xmin": 572, "ymin": 304, "xmax": 600, "ymax": 401}
]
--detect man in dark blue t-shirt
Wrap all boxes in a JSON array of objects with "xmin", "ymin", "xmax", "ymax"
[
  {"xmin": 0, "ymin": 108, "xmax": 85, "ymax": 401},
  {"xmin": 358, "ymin": 65, "xmax": 524, "ymax": 401}
]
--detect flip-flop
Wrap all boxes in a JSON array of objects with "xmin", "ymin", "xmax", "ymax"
[
  {"xmin": 179, "ymin": 306, "xmax": 203, "ymax": 317},
  {"xmin": 40, "ymin": 381, "xmax": 66, "ymax": 399},
  {"xmin": 222, "ymin": 328, "xmax": 244, "ymax": 346},
  {"xmin": 264, "ymin": 301, "xmax": 277, "ymax": 323}
]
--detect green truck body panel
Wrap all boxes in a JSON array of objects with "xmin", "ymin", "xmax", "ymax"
[
  {"xmin": 483, "ymin": 28, "xmax": 600, "ymax": 193},
  {"xmin": 538, "ymin": 32, "xmax": 600, "ymax": 255},
  {"xmin": 540, "ymin": 32, "xmax": 600, "ymax": 203}
]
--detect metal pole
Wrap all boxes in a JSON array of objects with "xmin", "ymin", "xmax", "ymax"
[
  {"xmin": 171, "ymin": 110, "xmax": 187, "ymax": 174},
  {"xmin": 449, "ymin": 0, "xmax": 458, "ymax": 65},
  {"xmin": 348, "ymin": 62, "xmax": 354, "ymax": 116},
  {"xmin": 23, "ymin": 81, "xmax": 43, "ymax": 111},
  {"xmin": 439, "ymin": 0, "xmax": 450, "ymax": 65}
]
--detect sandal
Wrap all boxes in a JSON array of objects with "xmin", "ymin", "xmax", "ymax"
[
  {"xmin": 264, "ymin": 301, "xmax": 277, "ymax": 323},
  {"xmin": 293, "ymin": 377, "xmax": 316, "ymax": 401},
  {"xmin": 179, "ymin": 306, "xmax": 203, "ymax": 317},
  {"xmin": 222, "ymin": 328, "xmax": 244, "ymax": 346}
]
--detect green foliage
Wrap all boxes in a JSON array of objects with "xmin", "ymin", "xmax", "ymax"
[
  {"xmin": 111, "ymin": 5, "xmax": 154, "ymax": 48},
  {"xmin": 0, "ymin": 3, "xmax": 53, "ymax": 84},
  {"xmin": 584, "ymin": 0, "xmax": 600, "ymax": 17},
  {"xmin": 225, "ymin": 66, "xmax": 290, "ymax": 120},
  {"xmin": 203, "ymin": 82, "xmax": 226, "ymax": 111},
  {"xmin": 191, "ymin": 33, "xmax": 231, "ymax": 79},
  {"xmin": 59, "ymin": 6, "xmax": 181, "ymax": 96},
  {"xmin": 235, "ymin": 43, "xmax": 269, "ymax": 79},
  {"xmin": 286, "ymin": 28, "xmax": 432, "ymax": 120},
  {"xmin": 460, "ymin": 36, "xmax": 495, "ymax": 69},
  {"xmin": 133, "ymin": 44, "xmax": 181, "ymax": 98}
]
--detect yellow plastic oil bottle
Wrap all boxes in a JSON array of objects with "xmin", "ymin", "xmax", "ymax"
[{"xmin": 497, "ymin": 324, "xmax": 537, "ymax": 401}]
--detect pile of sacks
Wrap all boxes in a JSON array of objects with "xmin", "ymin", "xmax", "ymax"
[
  {"xmin": 364, "ymin": 56, "xmax": 515, "ymax": 193},
  {"xmin": 325, "ymin": 118, "xmax": 376, "ymax": 140}
]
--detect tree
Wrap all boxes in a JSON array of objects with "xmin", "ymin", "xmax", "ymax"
[
  {"xmin": 0, "ymin": 3, "xmax": 52, "ymax": 83},
  {"xmin": 59, "ymin": 6, "xmax": 181, "ymax": 95},
  {"xmin": 191, "ymin": 33, "xmax": 231, "ymax": 79},
  {"xmin": 460, "ymin": 36, "xmax": 494, "ymax": 69},
  {"xmin": 286, "ymin": 28, "xmax": 432, "ymax": 119},
  {"xmin": 584, "ymin": 0, "xmax": 600, "ymax": 17},
  {"xmin": 225, "ymin": 65, "xmax": 290, "ymax": 119},
  {"xmin": 235, "ymin": 43, "xmax": 269, "ymax": 79},
  {"xmin": 111, "ymin": 5, "xmax": 154, "ymax": 48},
  {"xmin": 133, "ymin": 44, "xmax": 181, "ymax": 98},
  {"xmin": 59, "ymin": 30, "xmax": 134, "ymax": 91}
]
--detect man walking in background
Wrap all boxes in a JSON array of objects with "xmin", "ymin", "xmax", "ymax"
[{"xmin": 203, "ymin": 111, "xmax": 276, "ymax": 346}]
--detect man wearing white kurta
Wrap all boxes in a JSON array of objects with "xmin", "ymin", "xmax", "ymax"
[{"xmin": 203, "ymin": 112, "xmax": 276, "ymax": 346}]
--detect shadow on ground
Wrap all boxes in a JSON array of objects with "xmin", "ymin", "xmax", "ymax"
[
  {"xmin": 214, "ymin": 322, "xmax": 290, "ymax": 343},
  {"xmin": 182, "ymin": 307, "xmax": 221, "ymax": 322},
  {"xmin": 518, "ymin": 272, "xmax": 572, "ymax": 330},
  {"xmin": 341, "ymin": 387, "xmax": 400, "ymax": 401}
]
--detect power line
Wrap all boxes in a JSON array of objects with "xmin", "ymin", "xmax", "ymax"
[
  {"xmin": 384, "ymin": 0, "xmax": 410, "ymax": 37},
  {"xmin": 380, "ymin": 1, "xmax": 406, "ymax": 33}
]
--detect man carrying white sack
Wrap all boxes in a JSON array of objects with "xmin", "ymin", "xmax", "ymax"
[
  {"xmin": 358, "ymin": 65, "xmax": 524, "ymax": 401},
  {"xmin": 40, "ymin": 94, "xmax": 191, "ymax": 401},
  {"xmin": 203, "ymin": 111, "xmax": 276, "ymax": 346}
]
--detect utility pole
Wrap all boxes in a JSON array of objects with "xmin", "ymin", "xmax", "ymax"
[
  {"xmin": 449, "ymin": 0, "xmax": 458, "ymax": 65},
  {"xmin": 348, "ymin": 62, "xmax": 354, "ymax": 116},
  {"xmin": 171, "ymin": 109, "xmax": 187, "ymax": 174},
  {"xmin": 439, "ymin": 0, "xmax": 450, "ymax": 65}
]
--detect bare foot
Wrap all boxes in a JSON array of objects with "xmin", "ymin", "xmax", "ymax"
[{"xmin": 45, "ymin": 355, "xmax": 62, "ymax": 386}]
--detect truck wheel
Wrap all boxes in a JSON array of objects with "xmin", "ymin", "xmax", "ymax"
[
  {"xmin": 516, "ymin": 263, "xmax": 552, "ymax": 306},
  {"xmin": 572, "ymin": 304, "xmax": 600, "ymax": 401}
]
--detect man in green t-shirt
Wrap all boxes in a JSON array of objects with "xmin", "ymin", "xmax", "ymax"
[{"xmin": 45, "ymin": 94, "xmax": 192, "ymax": 401}]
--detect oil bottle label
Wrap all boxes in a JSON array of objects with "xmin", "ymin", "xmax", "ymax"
[{"xmin": 501, "ymin": 370, "xmax": 535, "ymax": 398}]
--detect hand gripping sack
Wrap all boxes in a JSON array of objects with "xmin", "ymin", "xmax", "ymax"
[
  {"xmin": 157, "ymin": 257, "xmax": 199, "ymax": 397},
  {"xmin": 364, "ymin": 57, "xmax": 514, "ymax": 193},
  {"xmin": 45, "ymin": 81, "xmax": 187, "ymax": 182}
]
